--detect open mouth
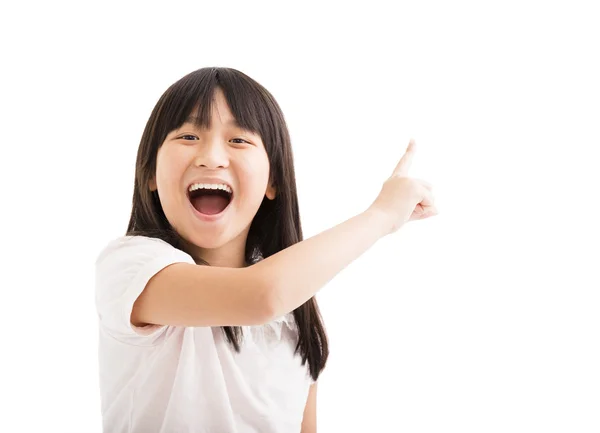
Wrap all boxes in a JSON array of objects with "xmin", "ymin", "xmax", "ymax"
[{"xmin": 188, "ymin": 186, "xmax": 233, "ymax": 215}]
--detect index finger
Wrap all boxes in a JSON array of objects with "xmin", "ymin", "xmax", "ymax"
[{"xmin": 392, "ymin": 139, "xmax": 416, "ymax": 176}]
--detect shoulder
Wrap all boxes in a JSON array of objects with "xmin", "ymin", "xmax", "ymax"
[
  {"xmin": 95, "ymin": 235, "xmax": 174, "ymax": 263},
  {"xmin": 95, "ymin": 235, "xmax": 195, "ymax": 298},
  {"xmin": 95, "ymin": 235, "xmax": 193, "ymax": 270}
]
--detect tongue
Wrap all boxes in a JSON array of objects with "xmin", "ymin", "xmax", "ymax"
[{"xmin": 191, "ymin": 195, "xmax": 229, "ymax": 215}]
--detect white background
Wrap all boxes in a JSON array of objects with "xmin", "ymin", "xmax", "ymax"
[{"xmin": 1, "ymin": 1, "xmax": 599, "ymax": 432}]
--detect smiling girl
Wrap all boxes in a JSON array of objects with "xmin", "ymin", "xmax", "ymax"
[{"xmin": 95, "ymin": 67, "xmax": 437, "ymax": 433}]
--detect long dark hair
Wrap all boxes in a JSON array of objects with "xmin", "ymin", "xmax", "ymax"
[{"xmin": 126, "ymin": 67, "xmax": 328, "ymax": 381}]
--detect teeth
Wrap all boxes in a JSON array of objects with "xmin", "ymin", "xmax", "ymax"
[{"xmin": 188, "ymin": 183, "xmax": 232, "ymax": 194}]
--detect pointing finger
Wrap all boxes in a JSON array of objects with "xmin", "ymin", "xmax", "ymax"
[{"xmin": 392, "ymin": 139, "xmax": 416, "ymax": 177}]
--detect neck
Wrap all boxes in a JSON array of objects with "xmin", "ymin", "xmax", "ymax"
[
  {"xmin": 181, "ymin": 231, "xmax": 250, "ymax": 268},
  {"xmin": 194, "ymin": 249, "xmax": 248, "ymax": 268}
]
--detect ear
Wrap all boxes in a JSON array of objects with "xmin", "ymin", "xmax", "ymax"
[
  {"xmin": 149, "ymin": 177, "xmax": 157, "ymax": 191},
  {"xmin": 265, "ymin": 182, "xmax": 276, "ymax": 200}
]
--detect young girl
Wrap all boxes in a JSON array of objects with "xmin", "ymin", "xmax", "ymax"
[{"xmin": 95, "ymin": 67, "xmax": 437, "ymax": 433}]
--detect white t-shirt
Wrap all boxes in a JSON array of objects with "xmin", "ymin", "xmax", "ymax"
[{"xmin": 95, "ymin": 235, "xmax": 314, "ymax": 433}]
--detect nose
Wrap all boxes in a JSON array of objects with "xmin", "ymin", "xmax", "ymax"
[{"xmin": 194, "ymin": 139, "xmax": 229, "ymax": 169}]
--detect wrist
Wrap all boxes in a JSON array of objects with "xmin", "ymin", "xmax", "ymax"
[{"xmin": 362, "ymin": 207, "xmax": 395, "ymax": 238}]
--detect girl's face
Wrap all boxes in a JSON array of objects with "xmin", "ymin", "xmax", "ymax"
[{"xmin": 149, "ymin": 88, "xmax": 276, "ymax": 266}]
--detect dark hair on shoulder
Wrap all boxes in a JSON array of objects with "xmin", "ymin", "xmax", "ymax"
[{"xmin": 126, "ymin": 66, "xmax": 328, "ymax": 381}]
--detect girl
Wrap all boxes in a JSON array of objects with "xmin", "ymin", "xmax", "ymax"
[{"xmin": 95, "ymin": 67, "xmax": 437, "ymax": 433}]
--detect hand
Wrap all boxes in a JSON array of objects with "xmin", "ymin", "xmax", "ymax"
[{"xmin": 367, "ymin": 139, "xmax": 438, "ymax": 235}]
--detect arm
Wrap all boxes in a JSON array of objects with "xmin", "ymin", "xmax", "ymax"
[
  {"xmin": 257, "ymin": 209, "xmax": 389, "ymax": 318},
  {"xmin": 301, "ymin": 383, "xmax": 318, "ymax": 433},
  {"xmin": 132, "ymin": 263, "xmax": 273, "ymax": 327},
  {"xmin": 132, "ymin": 209, "xmax": 390, "ymax": 328}
]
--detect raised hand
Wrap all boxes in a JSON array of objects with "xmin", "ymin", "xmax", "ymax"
[{"xmin": 367, "ymin": 139, "xmax": 438, "ymax": 234}]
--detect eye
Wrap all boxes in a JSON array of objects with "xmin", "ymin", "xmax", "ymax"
[
  {"xmin": 230, "ymin": 138, "xmax": 251, "ymax": 144},
  {"xmin": 180, "ymin": 134, "xmax": 198, "ymax": 140}
]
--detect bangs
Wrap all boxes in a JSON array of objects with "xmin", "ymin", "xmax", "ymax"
[{"xmin": 161, "ymin": 68, "xmax": 271, "ymax": 148}]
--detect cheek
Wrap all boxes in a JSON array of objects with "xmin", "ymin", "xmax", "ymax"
[
  {"xmin": 156, "ymin": 149, "xmax": 187, "ymax": 192},
  {"xmin": 239, "ymin": 157, "xmax": 270, "ymax": 192}
]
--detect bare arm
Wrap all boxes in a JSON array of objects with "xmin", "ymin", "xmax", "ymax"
[
  {"xmin": 258, "ymin": 209, "xmax": 389, "ymax": 318},
  {"xmin": 301, "ymin": 383, "xmax": 318, "ymax": 433},
  {"xmin": 132, "ymin": 263, "xmax": 273, "ymax": 327},
  {"xmin": 132, "ymin": 209, "xmax": 389, "ymax": 328}
]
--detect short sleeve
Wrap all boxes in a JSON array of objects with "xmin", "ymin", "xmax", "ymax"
[{"xmin": 95, "ymin": 235, "xmax": 196, "ymax": 344}]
